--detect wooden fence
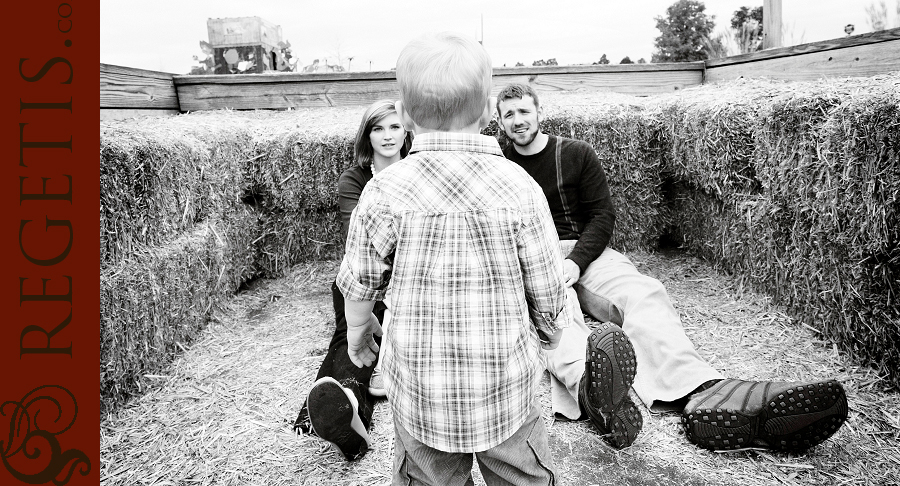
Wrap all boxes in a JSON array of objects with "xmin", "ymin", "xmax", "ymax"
[
  {"xmin": 705, "ymin": 27, "xmax": 900, "ymax": 83},
  {"xmin": 100, "ymin": 27, "xmax": 900, "ymax": 119},
  {"xmin": 100, "ymin": 63, "xmax": 181, "ymax": 120}
]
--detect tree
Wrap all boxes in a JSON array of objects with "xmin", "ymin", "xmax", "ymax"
[
  {"xmin": 637, "ymin": 58, "xmax": 647, "ymax": 64},
  {"xmin": 652, "ymin": 0, "xmax": 722, "ymax": 62},
  {"xmin": 592, "ymin": 54, "xmax": 609, "ymax": 65},
  {"xmin": 866, "ymin": 0, "xmax": 900, "ymax": 31},
  {"xmin": 620, "ymin": 56, "xmax": 633, "ymax": 64},
  {"xmin": 702, "ymin": 32, "xmax": 731, "ymax": 59},
  {"xmin": 532, "ymin": 58, "xmax": 558, "ymax": 66},
  {"xmin": 730, "ymin": 6, "xmax": 764, "ymax": 53},
  {"xmin": 731, "ymin": 6, "xmax": 763, "ymax": 31}
]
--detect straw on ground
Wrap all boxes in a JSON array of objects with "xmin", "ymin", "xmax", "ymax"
[{"xmin": 100, "ymin": 250, "xmax": 900, "ymax": 486}]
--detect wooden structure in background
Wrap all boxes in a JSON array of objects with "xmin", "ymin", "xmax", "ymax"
[
  {"xmin": 99, "ymin": 27, "xmax": 900, "ymax": 118},
  {"xmin": 207, "ymin": 17, "xmax": 283, "ymax": 74}
]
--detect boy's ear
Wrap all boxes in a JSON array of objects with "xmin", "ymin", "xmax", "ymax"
[
  {"xmin": 395, "ymin": 99, "xmax": 417, "ymax": 132},
  {"xmin": 478, "ymin": 97, "xmax": 495, "ymax": 130},
  {"xmin": 489, "ymin": 96, "xmax": 499, "ymax": 124}
]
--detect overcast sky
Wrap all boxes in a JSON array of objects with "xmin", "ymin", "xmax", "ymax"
[{"xmin": 100, "ymin": 1, "xmax": 876, "ymax": 74}]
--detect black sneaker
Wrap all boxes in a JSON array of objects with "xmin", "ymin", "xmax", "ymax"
[
  {"xmin": 681, "ymin": 378, "xmax": 848, "ymax": 451},
  {"xmin": 301, "ymin": 377, "xmax": 371, "ymax": 460},
  {"xmin": 578, "ymin": 322, "xmax": 642, "ymax": 448}
]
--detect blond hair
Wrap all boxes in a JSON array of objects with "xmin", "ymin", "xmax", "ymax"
[{"xmin": 396, "ymin": 32, "xmax": 492, "ymax": 130}]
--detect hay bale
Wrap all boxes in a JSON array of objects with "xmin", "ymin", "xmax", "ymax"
[
  {"xmin": 650, "ymin": 79, "xmax": 787, "ymax": 199},
  {"xmin": 667, "ymin": 184, "xmax": 780, "ymax": 290},
  {"xmin": 100, "ymin": 113, "xmax": 251, "ymax": 268},
  {"xmin": 254, "ymin": 208, "xmax": 343, "ymax": 278},
  {"xmin": 215, "ymin": 205, "xmax": 263, "ymax": 293},
  {"xmin": 239, "ymin": 107, "xmax": 360, "ymax": 213},
  {"xmin": 100, "ymin": 220, "xmax": 226, "ymax": 415},
  {"xmin": 757, "ymin": 74, "xmax": 900, "ymax": 382},
  {"xmin": 662, "ymin": 72, "xmax": 900, "ymax": 386}
]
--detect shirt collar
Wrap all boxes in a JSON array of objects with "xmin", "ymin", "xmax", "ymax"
[{"xmin": 409, "ymin": 132, "xmax": 504, "ymax": 157}]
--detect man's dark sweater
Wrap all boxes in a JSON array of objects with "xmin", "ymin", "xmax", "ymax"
[{"xmin": 502, "ymin": 134, "xmax": 616, "ymax": 273}]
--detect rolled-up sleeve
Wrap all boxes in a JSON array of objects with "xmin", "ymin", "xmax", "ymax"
[
  {"xmin": 336, "ymin": 182, "xmax": 396, "ymax": 302},
  {"xmin": 517, "ymin": 187, "xmax": 571, "ymax": 336}
]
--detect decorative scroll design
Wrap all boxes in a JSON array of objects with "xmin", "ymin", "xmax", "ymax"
[{"xmin": 1, "ymin": 385, "xmax": 90, "ymax": 484}]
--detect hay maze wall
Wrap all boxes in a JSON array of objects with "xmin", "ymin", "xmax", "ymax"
[{"xmin": 100, "ymin": 72, "xmax": 900, "ymax": 415}]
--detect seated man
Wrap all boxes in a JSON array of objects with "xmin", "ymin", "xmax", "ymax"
[{"xmin": 495, "ymin": 82, "xmax": 849, "ymax": 452}]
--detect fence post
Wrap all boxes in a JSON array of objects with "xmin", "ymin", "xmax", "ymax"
[{"xmin": 763, "ymin": 0, "xmax": 783, "ymax": 49}]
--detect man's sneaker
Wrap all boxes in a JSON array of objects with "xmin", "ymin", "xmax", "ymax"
[
  {"xmin": 300, "ymin": 377, "xmax": 372, "ymax": 460},
  {"xmin": 681, "ymin": 378, "xmax": 848, "ymax": 451},
  {"xmin": 578, "ymin": 322, "xmax": 642, "ymax": 449},
  {"xmin": 368, "ymin": 367, "xmax": 387, "ymax": 397}
]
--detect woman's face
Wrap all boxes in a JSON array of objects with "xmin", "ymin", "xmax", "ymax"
[{"xmin": 369, "ymin": 113, "xmax": 406, "ymax": 162}]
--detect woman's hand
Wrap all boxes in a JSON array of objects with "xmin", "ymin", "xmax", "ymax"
[{"xmin": 347, "ymin": 312, "xmax": 383, "ymax": 368}]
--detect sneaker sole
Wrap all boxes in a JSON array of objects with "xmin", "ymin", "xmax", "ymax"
[
  {"xmin": 582, "ymin": 322, "xmax": 641, "ymax": 448},
  {"xmin": 307, "ymin": 377, "xmax": 371, "ymax": 460},
  {"xmin": 606, "ymin": 395, "xmax": 643, "ymax": 449},
  {"xmin": 682, "ymin": 380, "xmax": 848, "ymax": 451}
]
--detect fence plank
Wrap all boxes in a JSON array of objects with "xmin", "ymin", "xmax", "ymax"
[
  {"xmin": 172, "ymin": 63, "xmax": 705, "ymax": 111},
  {"xmin": 174, "ymin": 74, "xmax": 400, "ymax": 111},
  {"xmin": 100, "ymin": 63, "xmax": 179, "ymax": 110},
  {"xmin": 706, "ymin": 38, "xmax": 900, "ymax": 83},
  {"xmin": 492, "ymin": 65, "xmax": 703, "ymax": 96},
  {"xmin": 705, "ymin": 27, "xmax": 900, "ymax": 68}
]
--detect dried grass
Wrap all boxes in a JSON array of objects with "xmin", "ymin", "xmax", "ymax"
[{"xmin": 100, "ymin": 252, "xmax": 900, "ymax": 486}]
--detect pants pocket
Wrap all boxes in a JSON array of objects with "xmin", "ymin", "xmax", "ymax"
[
  {"xmin": 393, "ymin": 449, "xmax": 412, "ymax": 486},
  {"xmin": 525, "ymin": 422, "xmax": 556, "ymax": 486}
]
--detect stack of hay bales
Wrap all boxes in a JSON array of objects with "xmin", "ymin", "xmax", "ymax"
[
  {"xmin": 240, "ymin": 109, "xmax": 359, "ymax": 274},
  {"xmin": 100, "ymin": 108, "xmax": 358, "ymax": 414},
  {"xmin": 754, "ymin": 74, "xmax": 899, "ymax": 382},
  {"xmin": 101, "ymin": 71, "xmax": 900, "ymax": 414},
  {"xmin": 653, "ymin": 79, "xmax": 782, "ymax": 270},
  {"xmin": 650, "ymin": 73, "xmax": 899, "ymax": 386},
  {"xmin": 101, "ymin": 115, "xmax": 245, "ymax": 414}
]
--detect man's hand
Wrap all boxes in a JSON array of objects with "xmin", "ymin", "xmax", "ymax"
[
  {"xmin": 537, "ymin": 328, "xmax": 564, "ymax": 351},
  {"xmin": 562, "ymin": 258, "xmax": 582, "ymax": 287},
  {"xmin": 348, "ymin": 312, "xmax": 383, "ymax": 368}
]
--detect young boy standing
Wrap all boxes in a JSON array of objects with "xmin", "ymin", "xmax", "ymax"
[{"xmin": 336, "ymin": 32, "xmax": 569, "ymax": 485}]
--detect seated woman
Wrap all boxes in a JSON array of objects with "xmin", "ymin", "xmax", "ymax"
[{"xmin": 293, "ymin": 99, "xmax": 413, "ymax": 460}]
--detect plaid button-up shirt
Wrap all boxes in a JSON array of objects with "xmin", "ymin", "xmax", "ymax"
[{"xmin": 337, "ymin": 132, "xmax": 569, "ymax": 452}]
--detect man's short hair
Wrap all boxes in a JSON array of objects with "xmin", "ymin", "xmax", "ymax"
[
  {"xmin": 495, "ymin": 83, "xmax": 541, "ymax": 115},
  {"xmin": 396, "ymin": 32, "xmax": 492, "ymax": 131}
]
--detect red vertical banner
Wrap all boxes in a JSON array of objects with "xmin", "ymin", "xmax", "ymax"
[{"xmin": 2, "ymin": 1, "xmax": 100, "ymax": 485}]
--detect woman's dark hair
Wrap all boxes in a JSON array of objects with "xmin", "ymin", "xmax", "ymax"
[{"xmin": 354, "ymin": 99, "xmax": 413, "ymax": 168}]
